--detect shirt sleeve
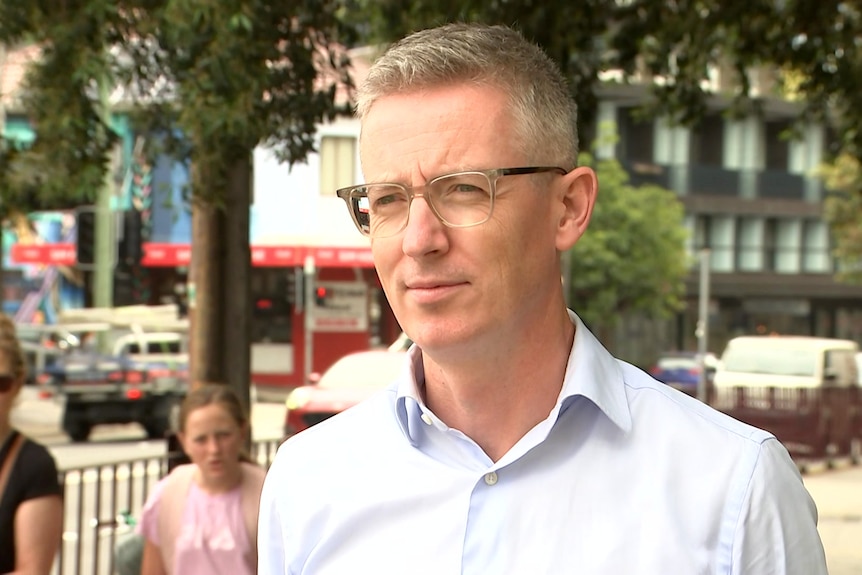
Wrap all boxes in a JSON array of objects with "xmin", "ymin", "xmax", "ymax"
[
  {"xmin": 18, "ymin": 439, "xmax": 63, "ymax": 501},
  {"xmin": 136, "ymin": 476, "xmax": 168, "ymax": 545},
  {"xmin": 731, "ymin": 438, "xmax": 828, "ymax": 575},
  {"xmin": 257, "ymin": 459, "xmax": 287, "ymax": 575}
]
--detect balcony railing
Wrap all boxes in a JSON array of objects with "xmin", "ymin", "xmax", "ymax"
[
  {"xmin": 755, "ymin": 170, "xmax": 806, "ymax": 200},
  {"xmin": 688, "ymin": 165, "xmax": 741, "ymax": 196},
  {"xmin": 617, "ymin": 161, "xmax": 819, "ymax": 201},
  {"xmin": 619, "ymin": 160, "xmax": 672, "ymax": 189}
]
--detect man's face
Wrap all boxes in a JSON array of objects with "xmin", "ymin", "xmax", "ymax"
[{"xmin": 360, "ymin": 83, "xmax": 574, "ymax": 353}]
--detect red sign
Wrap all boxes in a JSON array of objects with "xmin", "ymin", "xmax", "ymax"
[
  {"xmin": 10, "ymin": 242, "xmax": 374, "ymax": 268},
  {"xmin": 10, "ymin": 244, "xmax": 76, "ymax": 265}
]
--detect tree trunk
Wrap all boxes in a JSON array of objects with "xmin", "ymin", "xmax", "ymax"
[
  {"xmin": 190, "ymin": 193, "xmax": 224, "ymax": 388},
  {"xmin": 221, "ymin": 155, "xmax": 252, "ymax": 414},
  {"xmin": 189, "ymin": 156, "xmax": 252, "ymax": 414}
]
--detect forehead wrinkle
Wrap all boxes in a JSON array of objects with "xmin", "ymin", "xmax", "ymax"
[{"xmin": 362, "ymin": 124, "xmax": 495, "ymax": 186}]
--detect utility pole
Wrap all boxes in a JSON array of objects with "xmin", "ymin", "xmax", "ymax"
[
  {"xmin": 93, "ymin": 76, "xmax": 114, "ymax": 318},
  {"xmin": 696, "ymin": 248, "xmax": 711, "ymax": 403},
  {"xmin": 0, "ymin": 43, "xmax": 7, "ymax": 300}
]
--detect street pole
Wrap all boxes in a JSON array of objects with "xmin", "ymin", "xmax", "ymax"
[
  {"xmin": 303, "ymin": 256, "xmax": 316, "ymax": 384},
  {"xmin": 696, "ymin": 248, "xmax": 711, "ymax": 403},
  {"xmin": 94, "ymin": 77, "xmax": 115, "ymax": 352},
  {"xmin": 0, "ymin": 43, "xmax": 7, "ymax": 300}
]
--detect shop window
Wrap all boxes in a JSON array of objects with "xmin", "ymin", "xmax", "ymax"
[{"xmin": 320, "ymin": 136, "xmax": 356, "ymax": 196}]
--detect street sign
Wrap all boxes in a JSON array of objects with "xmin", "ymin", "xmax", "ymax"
[{"xmin": 310, "ymin": 281, "xmax": 368, "ymax": 332}]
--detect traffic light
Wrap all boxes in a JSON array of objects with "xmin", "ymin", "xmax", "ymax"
[
  {"xmin": 118, "ymin": 209, "xmax": 144, "ymax": 265},
  {"xmin": 315, "ymin": 286, "xmax": 329, "ymax": 307},
  {"xmin": 76, "ymin": 209, "xmax": 97, "ymax": 266}
]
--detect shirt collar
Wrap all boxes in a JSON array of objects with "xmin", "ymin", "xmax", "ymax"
[{"xmin": 394, "ymin": 309, "xmax": 632, "ymax": 445}]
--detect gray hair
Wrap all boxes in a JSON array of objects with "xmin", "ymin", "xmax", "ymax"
[{"xmin": 356, "ymin": 23, "xmax": 579, "ymax": 168}]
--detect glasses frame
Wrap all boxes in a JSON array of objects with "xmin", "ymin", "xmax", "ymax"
[{"xmin": 336, "ymin": 166, "xmax": 568, "ymax": 238}]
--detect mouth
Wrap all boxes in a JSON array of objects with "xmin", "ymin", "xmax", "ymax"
[{"xmin": 404, "ymin": 280, "xmax": 466, "ymax": 303}]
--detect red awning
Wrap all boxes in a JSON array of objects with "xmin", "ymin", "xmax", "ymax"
[{"xmin": 10, "ymin": 242, "xmax": 374, "ymax": 268}]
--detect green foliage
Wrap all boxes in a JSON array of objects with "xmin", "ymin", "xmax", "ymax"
[
  {"xmin": 0, "ymin": 0, "xmax": 355, "ymax": 209},
  {"xmin": 819, "ymin": 154, "xmax": 862, "ymax": 283},
  {"xmin": 567, "ymin": 152, "xmax": 689, "ymax": 328}
]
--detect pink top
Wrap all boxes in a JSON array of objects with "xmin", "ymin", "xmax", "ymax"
[{"xmin": 137, "ymin": 476, "xmax": 253, "ymax": 575}]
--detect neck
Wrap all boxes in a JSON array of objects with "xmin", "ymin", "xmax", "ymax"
[
  {"xmin": 195, "ymin": 462, "xmax": 243, "ymax": 494},
  {"xmin": 423, "ymin": 309, "xmax": 575, "ymax": 462}
]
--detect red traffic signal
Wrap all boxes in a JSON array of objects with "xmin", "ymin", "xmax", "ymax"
[{"xmin": 315, "ymin": 286, "xmax": 328, "ymax": 307}]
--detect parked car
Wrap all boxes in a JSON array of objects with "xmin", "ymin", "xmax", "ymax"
[
  {"xmin": 713, "ymin": 336, "xmax": 859, "ymax": 390},
  {"xmin": 648, "ymin": 351, "xmax": 718, "ymax": 396},
  {"xmin": 41, "ymin": 330, "xmax": 188, "ymax": 442},
  {"xmin": 284, "ymin": 350, "xmax": 406, "ymax": 436},
  {"xmin": 856, "ymin": 352, "xmax": 862, "ymax": 386}
]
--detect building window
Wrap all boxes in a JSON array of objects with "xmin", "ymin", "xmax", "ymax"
[
  {"xmin": 764, "ymin": 119, "xmax": 792, "ymax": 171},
  {"xmin": 764, "ymin": 218, "xmax": 778, "ymax": 271},
  {"xmin": 617, "ymin": 107, "xmax": 654, "ymax": 164},
  {"xmin": 735, "ymin": 217, "xmax": 763, "ymax": 271},
  {"xmin": 802, "ymin": 220, "xmax": 830, "ymax": 273},
  {"xmin": 709, "ymin": 215, "xmax": 735, "ymax": 272},
  {"xmin": 320, "ymin": 136, "xmax": 356, "ymax": 196},
  {"xmin": 690, "ymin": 114, "xmax": 724, "ymax": 166},
  {"xmin": 764, "ymin": 217, "xmax": 802, "ymax": 273},
  {"xmin": 694, "ymin": 214, "xmax": 734, "ymax": 272}
]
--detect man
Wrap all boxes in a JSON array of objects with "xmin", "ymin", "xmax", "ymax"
[{"xmin": 259, "ymin": 23, "xmax": 827, "ymax": 574}]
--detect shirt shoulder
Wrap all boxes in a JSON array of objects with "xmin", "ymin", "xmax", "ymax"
[
  {"xmin": 136, "ymin": 474, "xmax": 169, "ymax": 543},
  {"xmin": 265, "ymin": 387, "xmax": 403, "ymax": 495},
  {"xmin": 9, "ymin": 435, "xmax": 62, "ymax": 501},
  {"xmin": 619, "ymin": 360, "xmax": 774, "ymax": 445}
]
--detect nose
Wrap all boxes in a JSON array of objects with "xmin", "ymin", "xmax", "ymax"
[
  {"xmin": 205, "ymin": 436, "xmax": 222, "ymax": 455},
  {"xmin": 401, "ymin": 194, "xmax": 449, "ymax": 257}
]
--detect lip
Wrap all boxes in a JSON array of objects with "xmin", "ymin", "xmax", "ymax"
[{"xmin": 405, "ymin": 280, "xmax": 466, "ymax": 303}]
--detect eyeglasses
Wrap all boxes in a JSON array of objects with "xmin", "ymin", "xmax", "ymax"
[
  {"xmin": 336, "ymin": 166, "xmax": 568, "ymax": 238},
  {"xmin": 0, "ymin": 374, "xmax": 17, "ymax": 393}
]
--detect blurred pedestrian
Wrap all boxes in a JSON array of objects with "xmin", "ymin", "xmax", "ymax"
[
  {"xmin": 259, "ymin": 22, "xmax": 828, "ymax": 574},
  {"xmin": 0, "ymin": 314, "xmax": 63, "ymax": 574},
  {"xmin": 137, "ymin": 384, "xmax": 264, "ymax": 575}
]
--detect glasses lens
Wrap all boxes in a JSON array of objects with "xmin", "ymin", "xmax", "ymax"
[
  {"xmin": 364, "ymin": 184, "xmax": 409, "ymax": 238},
  {"xmin": 429, "ymin": 172, "xmax": 493, "ymax": 227},
  {"xmin": 0, "ymin": 374, "xmax": 15, "ymax": 392}
]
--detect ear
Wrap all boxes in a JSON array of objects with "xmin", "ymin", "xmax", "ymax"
[{"xmin": 555, "ymin": 166, "xmax": 597, "ymax": 252}]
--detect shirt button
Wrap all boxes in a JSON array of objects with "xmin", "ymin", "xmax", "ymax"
[
  {"xmin": 420, "ymin": 413, "xmax": 433, "ymax": 425},
  {"xmin": 484, "ymin": 472, "xmax": 498, "ymax": 486}
]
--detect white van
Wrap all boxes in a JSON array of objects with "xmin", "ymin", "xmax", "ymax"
[{"xmin": 713, "ymin": 336, "xmax": 859, "ymax": 389}]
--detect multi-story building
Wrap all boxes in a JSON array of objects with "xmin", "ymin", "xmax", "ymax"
[{"xmin": 598, "ymin": 80, "xmax": 862, "ymax": 363}]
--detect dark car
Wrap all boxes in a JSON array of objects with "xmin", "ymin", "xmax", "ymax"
[{"xmin": 648, "ymin": 351, "xmax": 718, "ymax": 396}]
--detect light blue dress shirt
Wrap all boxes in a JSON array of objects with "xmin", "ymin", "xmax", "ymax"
[{"xmin": 259, "ymin": 311, "xmax": 827, "ymax": 574}]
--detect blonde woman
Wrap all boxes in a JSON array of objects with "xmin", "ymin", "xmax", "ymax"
[
  {"xmin": 137, "ymin": 384, "xmax": 264, "ymax": 575},
  {"xmin": 0, "ymin": 314, "xmax": 63, "ymax": 574}
]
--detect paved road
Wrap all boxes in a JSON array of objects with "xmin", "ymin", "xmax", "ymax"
[
  {"xmin": 11, "ymin": 387, "xmax": 862, "ymax": 573},
  {"xmin": 803, "ymin": 462, "xmax": 862, "ymax": 575},
  {"xmin": 11, "ymin": 385, "xmax": 285, "ymax": 448}
]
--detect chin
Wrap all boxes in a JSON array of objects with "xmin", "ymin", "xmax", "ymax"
[{"xmin": 411, "ymin": 322, "xmax": 474, "ymax": 350}]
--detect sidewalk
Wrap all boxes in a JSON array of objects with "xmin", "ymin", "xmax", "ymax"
[{"xmin": 803, "ymin": 462, "xmax": 862, "ymax": 575}]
